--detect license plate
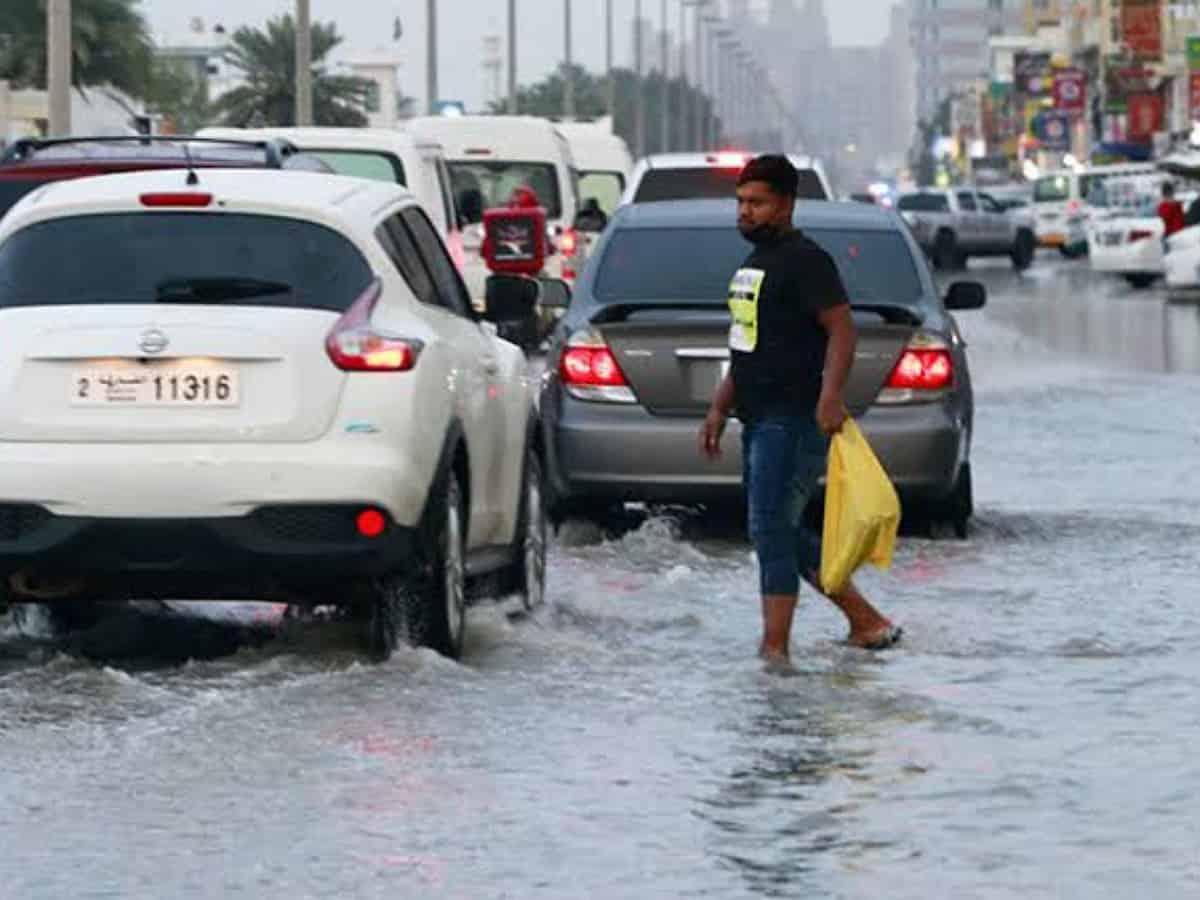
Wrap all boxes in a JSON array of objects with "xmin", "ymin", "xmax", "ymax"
[
  {"xmin": 1103, "ymin": 232, "xmax": 1124, "ymax": 246},
  {"xmin": 71, "ymin": 365, "xmax": 240, "ymax": 407}
]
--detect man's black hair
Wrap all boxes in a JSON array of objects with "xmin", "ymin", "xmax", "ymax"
[
  {"xmin": 1163, "ymin": 182, "xmax": 1176, "ymax": 198},
  {"xmin": 737, "ymin": 154, "xmax": 799, "ymax": 198}
]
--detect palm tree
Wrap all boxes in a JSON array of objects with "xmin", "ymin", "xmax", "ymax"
[
  {"xmin": 0, "ymin": 0, "xmax": 153, "ymax": 97},
  {"xmin": 214, "ymin": 15, "xmax": 371, "ymax": 128}
]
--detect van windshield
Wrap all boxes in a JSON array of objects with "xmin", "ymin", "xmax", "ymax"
[
  {"xmin": 447, "ymin": 160, "xmax": 561, "ymax": 223},
  {"xmin": 1033, "ymin": 175, "xmax": 1071, "ymax": 203}
]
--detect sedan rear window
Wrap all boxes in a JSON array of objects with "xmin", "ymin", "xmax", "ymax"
[
  {"xmin": 593, "ymin": 227, "xmax": 924, "ymax": 307},
  {"xmin": 633, "ymin": 167, "xmax": 828, "ymax": 203},
  {"xmin": 0, "ymin": 213, "xmax": 373, "ymax": 311}
]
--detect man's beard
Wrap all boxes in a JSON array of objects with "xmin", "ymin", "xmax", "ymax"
[{"xmin": 739, "ymin": 222, "xmax": 787, "ymax": 245}]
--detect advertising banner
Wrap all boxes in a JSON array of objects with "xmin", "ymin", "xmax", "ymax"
[
  {"xmin": 1190, "ymin": 73, "xmax": 1200, "ymax": 121},
  {"xmin": 1035, "ymin": 111, "xmax": 1072, "ymax": 151},
  {"xmin": 1121, "ymin": 0, "xmax": 1162, "ymax": 63},
  {"xmin": 1014, "ymin": 52, "xmax": 1053, "ymax": 97},
  {"xmin": 1127, "ymin": 91, "xmax": 1164, "ymax": 140},
  {"xmin": 1053, "ymin": 69, "xmax": 1087, "ymax": 113}
]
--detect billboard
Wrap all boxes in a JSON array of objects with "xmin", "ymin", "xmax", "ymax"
[{"xmin": 1121, "ymin": 0, "xmax": 1162, "ymax": 63}]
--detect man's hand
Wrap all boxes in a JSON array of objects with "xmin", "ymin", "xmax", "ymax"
[
  {"xmin": 700, "ymin": 407, "xmax": 728, "ymax": 460},
  {"xmin": 816, "ymin": 391, "xmax": 848, "ymax": 436}
]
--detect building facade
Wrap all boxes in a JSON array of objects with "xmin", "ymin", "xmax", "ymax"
[{"xmin": 910, "ymin": 0, "xmax": 1024, "ymax": 123}]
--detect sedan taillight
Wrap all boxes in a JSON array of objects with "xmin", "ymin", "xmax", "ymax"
[
  {"xmin": 326, "ymin": 280, "xmax": 423, "ymax": 372},
  {"xmin": 877, "ymin": 335, "xmax": 953, "ymax": 405},
  {"xmin": 559, "ymin": 329, "xmax": 636, "ymax": 404}
]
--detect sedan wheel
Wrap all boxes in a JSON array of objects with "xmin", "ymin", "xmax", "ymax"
[{"xmin": 517, "ymin": 452, "xmax": 548, "ymax": 612}]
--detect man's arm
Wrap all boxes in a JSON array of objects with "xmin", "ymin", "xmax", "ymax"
[
  {"xmin": 816, "ymin": 303, "xmax": 856, "ymax": 435},
  {"xmin": 700, "ymin": 372, "xmax": 735, "ymax": 459}
]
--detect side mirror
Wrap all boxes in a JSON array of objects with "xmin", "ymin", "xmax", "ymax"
[
  {"xmin": 538, "ymin": 278, "xmax": 572, "ymax": 310},
  {"xmin": 944, "ymin": 281, "xmax": 986, "ymax": 311}
]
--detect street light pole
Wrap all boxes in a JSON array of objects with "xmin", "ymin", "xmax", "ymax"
[
  {"xmin": 677, "ymin": 0, "xmax": 688, "ymax": 149},
  {"xmin": 295, "ymin": 0, "xmax": 313, "ymax": 125},
  {"xmin": 660, "ymin": 0, "xmax": 670, "ymax": 153},
  {"xmin": 509, "ymin": 0, "xmax": 519, "ymax": 114},
  {"xmin": 635, "ymin": 0, "xmax": 646, "ymax": 158},
  {"xmin": 426, "ymin": 0, "xmax": 439, "ymax": 114},
  {"xmin": 563, "ymin": 0, "xmax": 575, "ymax": 120},
  {"xmin": 47, "ymin": 0, "xmax": 72, "ymax": 135},
  {"xmin": 692, "ymin": 0, "xmax": 706, "ymax": 150},
  {"xmin": 605, "ymin": 0, "xmax": 614, "ymax": 119}
]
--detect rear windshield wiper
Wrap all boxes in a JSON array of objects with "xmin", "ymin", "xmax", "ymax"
[{"xmin": 155, "ymin": 277, "xmax": 293, "ymax": 303}]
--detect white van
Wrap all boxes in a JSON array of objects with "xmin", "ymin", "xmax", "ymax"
[
  {"xmin": 198, "ymin": 127, "xmax": 464, "ymax": 267},
  {"xmin": 555, "ymin": 119, "xmax": 634, "ymax": 217},
  {"xmin": 405, "ymin": 115, "xmax": 583, "ymax": 301},
  {"xmin": 1032, "ymin": 162, "xmax": 1156, "ymax": 257}
]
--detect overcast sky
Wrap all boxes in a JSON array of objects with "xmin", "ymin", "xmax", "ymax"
[{"xmin": 141, "ymin": 0, "xmax": 897, "ymax": 111}]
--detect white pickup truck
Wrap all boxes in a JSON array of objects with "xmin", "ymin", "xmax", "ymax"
[{"xmin": 898, "ymin": 188, "xmax": 1037, "ymax": 271}]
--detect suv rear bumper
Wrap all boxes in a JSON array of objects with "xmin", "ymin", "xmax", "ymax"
[
  {"xmin": 0, "ymin": 505, "xmax": 415, "ymax": 601},
  {"xmin": 546, "ymin": 398, "xmax": 967, "ymax": 506}
]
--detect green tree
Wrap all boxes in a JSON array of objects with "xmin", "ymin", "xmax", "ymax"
[
  {"xmin": 0, "ymin": 0, "xmax": 154, "ymax": 96},
  {"xmin": 213, "ymin": 15, "xmax": 371, "ymax": 128},
  {"xmin": 144, "ymin": 59, "xmax": 212, "ymax": 135},
  {"xmin": 493, "ymin": 64, "xmax": 723, "ymax": 155}
]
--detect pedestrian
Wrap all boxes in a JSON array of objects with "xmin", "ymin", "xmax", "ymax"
[
  {"xmin": 699, "ymin": 154, "xmax": 901, "ymax": 665},
  {"xmin": 1157, "ymin": 182, "xmax": 1185, "ymax": 238}
]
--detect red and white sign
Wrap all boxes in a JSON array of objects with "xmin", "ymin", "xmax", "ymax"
[
  {"xmin": 1053, "ymin": 69, "xmax": 1087, "ymax": 113},
  {"xmin": 1128, "ymin": 91, "xmax": 1164, "ymax": 140},
  {"xmin": 1121, "ymin": 0, "xmax": 1162, "ymax": 62},
  {"xmin": 1190, "ymin": 73, "xmax": 1200, "ymax": 122}
]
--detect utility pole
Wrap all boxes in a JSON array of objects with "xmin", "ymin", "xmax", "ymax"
[
  {"xmin": 660, "ymin": 0, "xmax": 670, "ymax": 153},
  {"xmin": 605, "ymin": 0, "xmax": 614, "ymax": 119},
  {"xmin": 509, "ymin": 0, "xmax": 519, "ymax": 114},
  {"xmin": 635, "ymin": 0, "xmax": 646, "ymax": 157},
  {"xmin": 47, "ymin": 0, "xmax": 72, "ymax": 135},
  {"xmin": 563, "ymin": 0, "xmax": 575, "ymax": 120},
  {"xmin": 692, "ymin": 1, "xmax": 705, "ymax": 150},
  {"xmin": 677, "ymin": 0, "xmax": 687, "ymax": 149},
  {"xmin": 295, "ymin": 0, "xmax": 313, "ymax": 125},
  {"xmin": 427, "ymin": 0, "xmax": 439, "ymax": 114}
]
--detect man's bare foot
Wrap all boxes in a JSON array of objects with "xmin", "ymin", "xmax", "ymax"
[
  {"xmin": 848, "ymin": 624, "xmax": 903, "ymax": 651},
  {"xmin": 760, "ymin": 651, "xmax": 798, "ymax": 676}
]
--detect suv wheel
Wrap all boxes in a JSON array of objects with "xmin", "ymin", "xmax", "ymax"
[
  {"xmin": 934, "ymin": 231, "xmax": 962, "ymax": 270},
  {"xmin": 367, "ymin": 471, "xmax": 467, "ymax": 660},
  {"xmin": 507, "ymin": 449, "xmax": 547, "ymax": 612}
]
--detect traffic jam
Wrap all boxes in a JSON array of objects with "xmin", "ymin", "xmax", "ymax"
[{"xmin": 3, "ymin": 3, "xmax": 1200, "ymax": 898}]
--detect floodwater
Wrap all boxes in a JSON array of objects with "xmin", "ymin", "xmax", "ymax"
[{"xmin": 2, "ymin": 255, "xmax": 1199, "ymax": 899}]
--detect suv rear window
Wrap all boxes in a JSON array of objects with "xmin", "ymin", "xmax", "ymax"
[
  {"xmin": 304, "ymin": 150, "xmax": 406, "ymax": 185},
  {"xmin": 0, "ymin": 178, "xmax": 48, "ymax": 220},
  {"xmin": 0, "ymin": 213, "xmax": 373, "ymax": 311},
  {"xmin": 1033, "ymin": 175, "xmax": 1071, "ymax": 202},
  {"xmin": 897, "ymin": 193, "xmax": 949, "ymax": 212},
  {"xmin": 594, "ymin": 227, "xmax": 924, "ymax": 307},
  {"xmin": 633, "ymin": 167, "xmax": 828, "ymax": 203}
]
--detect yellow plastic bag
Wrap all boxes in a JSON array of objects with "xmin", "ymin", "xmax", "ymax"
[{"xmin": 819, "ymin": 418, "xmax": 901, "ymax": 596}]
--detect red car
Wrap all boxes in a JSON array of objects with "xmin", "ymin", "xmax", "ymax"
[{"xmin": 0, "ymin": 135, "xmax": 330, "ymax": 220}]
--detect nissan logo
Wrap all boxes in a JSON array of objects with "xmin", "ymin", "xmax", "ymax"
[{"xmin": 139, "ymin": 328, "xmax": 169, "ymax": 355}]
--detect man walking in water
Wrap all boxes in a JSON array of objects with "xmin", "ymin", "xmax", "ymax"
[{"xmin": 699, "ymin": 155, "xmax": 901, "ymax": 662}]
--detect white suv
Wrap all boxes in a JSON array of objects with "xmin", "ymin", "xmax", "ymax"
[{"xmin": 0, "ymin": 168, "xmax": 548, "ymax": 660}]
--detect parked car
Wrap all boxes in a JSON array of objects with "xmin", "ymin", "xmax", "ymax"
[
  {"xmin": 197, "ymin": 126, "xmax": 464, "ymax": 269},
  {"xmin": 0, "ymin": 134, "xmax": 325, "ymax": 221},
  {"xmin": 0, "ymin": 168, "xmax": 548, "ymax": 660},
  {"xmin": 897, "ymin": 187, "xmax": 1035, "ymax": 270},
  {"xmin": 405, "ymin": 115, "xmax": 586, "ymax": 301},
  {"xmin": 538, "ymin": 199, "xmax": 985, "ymax": 537},
  {"xmin": 1085, "ymin": 175, "xmax": 1180, "ymax": 289},
  {"xmin": 621, "ymin": 152, "xmax": 833, "ymax": 205},
  {"xmin": 1031, "ymin": 163, "xmax": 1156, "ymax": 257}
]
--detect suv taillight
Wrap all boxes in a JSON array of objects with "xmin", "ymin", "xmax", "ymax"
[
  {"xmin": 559, "ymin": 329, "xmax": 636, "ymax": 404},
  {"xmin": 877, "ymin": 334, "xmax": 953, "ymax": 404},
  {"xmin": 326, "ymin": 279, "xmax": 423, "ymax": 372}
]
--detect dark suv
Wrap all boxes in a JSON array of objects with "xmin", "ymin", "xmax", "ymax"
[{"xmin": 0, "ymin": 136, "xmax": 329, "ymax": 220}]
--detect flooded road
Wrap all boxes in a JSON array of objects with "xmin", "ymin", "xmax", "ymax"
[{"xmin": 3, "ymin": 254, "xmax": 1199, "ymax": 899}]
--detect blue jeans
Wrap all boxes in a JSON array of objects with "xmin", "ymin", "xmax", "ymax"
[{"xmin": 742, "ymin": 415, "xmax": 830, "ymax": 596}]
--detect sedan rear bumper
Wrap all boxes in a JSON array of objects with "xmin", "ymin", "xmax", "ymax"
[{"xmin": 546, "ymin": 397, "xmax": 967, "ymax": 506}]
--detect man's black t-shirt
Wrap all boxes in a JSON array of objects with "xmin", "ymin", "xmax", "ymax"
[{"xmin": 727, "ymin": 229, "xmax": 847, "ymax": 422}]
